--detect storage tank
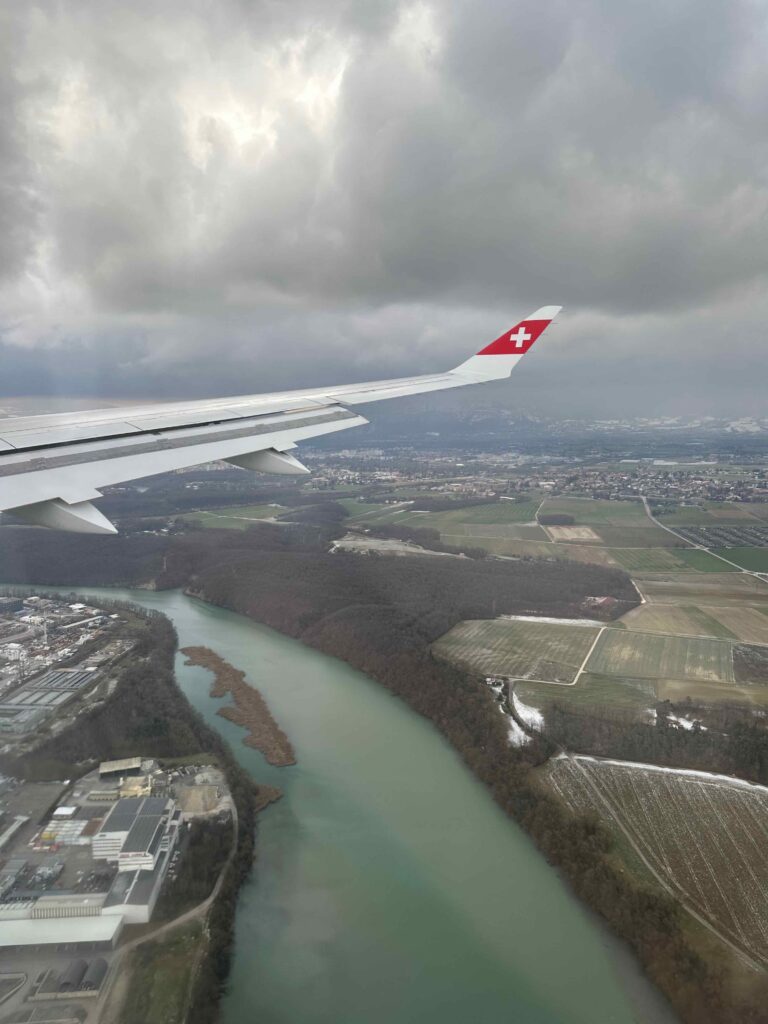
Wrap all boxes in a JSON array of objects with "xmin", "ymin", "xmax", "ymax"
[
  {"xmin": 82, "ymin": 957, "xmax": 108, "ymax": 990},
  {"xmin": 59, "ymin": 958, "xmax": 87, "ymax": 991}
]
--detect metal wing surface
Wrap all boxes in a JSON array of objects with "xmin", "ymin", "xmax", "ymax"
[{"xmin": 0, "ymin": 306, "xmax": 561, "ymax": 533}]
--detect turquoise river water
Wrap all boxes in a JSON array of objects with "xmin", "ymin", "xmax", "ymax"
[{"xmin": 57, "ymin": 586, "xmax": 677, "ymax": 1024}]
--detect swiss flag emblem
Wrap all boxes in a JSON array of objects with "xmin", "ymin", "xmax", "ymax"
[{"xmin": 476, "ymin": 319, "xmax": 552, "ymax": 356}]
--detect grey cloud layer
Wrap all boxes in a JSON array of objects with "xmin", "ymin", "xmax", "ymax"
[{"xmin": 0, "ymin": 0, "xmax": 766, "ymax": 414}]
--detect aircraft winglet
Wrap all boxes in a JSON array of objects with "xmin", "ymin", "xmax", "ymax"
[{"xmin": 452, "ymin": 305, "xmax": 562, "ymax": 381}]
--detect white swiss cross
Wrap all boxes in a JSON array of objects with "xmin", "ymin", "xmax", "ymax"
[{"xmin": 509, "ymin": 326, "xmax": 532, "ymax": 349}]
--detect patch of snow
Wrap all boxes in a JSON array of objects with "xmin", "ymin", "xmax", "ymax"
[
  {"xmin": 507, "ymin": 718, "xmax": 531, "ymax": 747},
  {"xmin": 669, "ymin": 714, "xmax": 706, "ymax": 732},
  {"xmin": 513, "ymin": 694, "xmax": 544, "ymax": 730},
  {"xmin": 497, "ymin": 703, "xmax": 531, "ymax": 747},
  {"xmin": 572, "ymin": 755, "xmax": 767, "ymax": 793},
  {"xmin": 500, "ymin": 615, "xmax": 603, "ymax": 627}
]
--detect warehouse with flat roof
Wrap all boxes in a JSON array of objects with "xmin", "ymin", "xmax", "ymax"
[
  {"xmin": 92, "ymin": 796, "xmax": 177, "ymax": 871},
  {"xmin": 0, "ymin": 914, "xmax": 123, "ymax": 951}
]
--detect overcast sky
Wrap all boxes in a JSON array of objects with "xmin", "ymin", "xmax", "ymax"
[{"xmin": 1, "ymin": 0, "xmax": 766, "ymax": 417}]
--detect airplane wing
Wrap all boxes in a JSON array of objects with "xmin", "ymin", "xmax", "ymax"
[{"xmin": 0, "ymin": 305, "xmax": 561, "ymax": 533}]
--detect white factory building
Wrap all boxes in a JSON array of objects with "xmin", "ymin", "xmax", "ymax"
[{"xmin": 92, "ymin": 796, "xmax": 179, "ymax": 871}]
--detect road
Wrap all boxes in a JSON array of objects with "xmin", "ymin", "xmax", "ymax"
[
  {"xmin": 95, "ymin": 798, "xmax": 240, "ymax": 1024},
  {"xmin": 641, "ymin": 496, "xmax": 768, "ymax": 584}
]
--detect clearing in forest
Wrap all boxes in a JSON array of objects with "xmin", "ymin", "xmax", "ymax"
[
  {"xmin": 543, "ymin": 755, "xmax": 768, "ymax": 966},
  {"xmin": 433, "ymin": 618, "xmax": 599, "ymax": 683}
]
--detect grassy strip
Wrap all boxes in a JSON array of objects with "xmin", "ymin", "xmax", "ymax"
[{"xmin": 120, "ymin": 922, "xmax": 203, "ymax": 1024}]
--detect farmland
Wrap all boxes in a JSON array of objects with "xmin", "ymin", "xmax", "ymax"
[
  {"xmin": 592, "ymin": 525, "xmax": 683, "ymax": 547},
  {"xmin": 587, "ymin": 630, "xmax": 735, "ymax": 683},
  {"xmin": 714, "ymin": 547, "xmax": 768, "ymax": 572},
  {"xmin": 654, "ymin": 502, "xmax": 764, "ymax": 526},
  {"xmin": 545, "ymin": 525, "xmax": 601, "ymax": 542},
  {"xmin": 636, "ymin": 573, "xmax": 768, "ymax": 606},
  {"xmin": 434, "ymin": 611, "xmax": 768, "ymax": 705},
  {"xmin": 181, "ymin": 504, "xmax": 286, "ymax": 529},
  {"xmin": 702, "ymin": 606, "xmax": 768, "ymax": 645},
  {"xmin": 618, "ymin": 604, "xmax": 738, "ymax": 639},
  {"xmin": 543, "ymin": 756, "xmax": 768, "ymax": 966},
  {"xmin": 609, "ymin": 548, "xmax": 727, "ymax": 573},
  {"xmin": 361, "ymin": 495, "xmax": 763, "ymax": 574},
  {"xmin": 675, "ymin": 549, "xmax": 733, "ymax": 571},
  {"xmin": 538, "ymin": 497, "xmax": 649, "ymax": 525},
  {"xmin": 517, "ymin": 672, "xmax": 655, "ymax": 713},
  {"xmin": 608, "ymin": 547, "xmax": 696, "ymax": 572},
  {"xmin": 433, "ymin": 618, "xmax": 599, "ymax": 683}
]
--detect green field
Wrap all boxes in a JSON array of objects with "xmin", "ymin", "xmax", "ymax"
[
  {"xmin": 442, "ymin": 523, "xmax": 549, "ymax": 540},
  {"xmin": 619, "ymin": 604, "xmax": 738, "ymax": 639},
  {"xmin": 539, "ymin": 497, "xmax": 649, "ymax": 526},
  {"xmin": 592, "ymin": 525, "xmax": 683, "ymax": 547},
  {"xmin": 714, "ymin": 547, "xmax": 768, "ymax": 571},
  {"xmin": 608, "ymin": 548, "xmax": 695, "ymax": 572},
  {"xmin": 517, "ymin": 672, "xmax": 655, "ymax": 712},
  {"xmin": 608, "ymin": 547, "xmax": 726, "ymax": 574},
  {"xmin": 637, "ymin": 573, "xmax": 768, "ymax": 605},
  {"xmin": 341, "ymin": 499, "xmax": 541, "ymax": 531},
  {"xmin": 702, "ymin": 606, "xmax": 768, "ymax": 644},
  {"xmin": 427, "ymin": 500, "xmax": 541, "ymax": 526},
  {"xmin": 121, "ymin": 922, "xmax": 203, "ymax": 1024},
  {"xmin": 676, "ymin": 549, "xmax": 735, "ymax": 572},
  {"xmin": 434, "ymin": 618, "xmax": 599, "ymax": 683},
  {"xmin": 181, "ymin": 504, "xmax": 285, "ymax": 529},
  {"xmin": 655, "ymin": 502, "xmax": 765, "ymax": 526},
  {"xmin": 587, "ymin": 629, "xmax": 735, "ymax": 682},
  {"xmin": 340, "ymin": 498, "xmax": 394, "ymax": 520}
]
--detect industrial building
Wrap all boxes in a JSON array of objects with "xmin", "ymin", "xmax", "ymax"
[
  {"xmin": 98, "ymin": 756, "xmax": 143, "ymax": 779},
  {"xmin": 0, "ymin": 915, "xmax": 123, "ymax": 952},
  {"xmin": 92, "ymin": 796, "xmax": 179, "ymax": 871},
  {"xmin": 0, "ymin": 667, "xmax": 99, "ymax": 735}
]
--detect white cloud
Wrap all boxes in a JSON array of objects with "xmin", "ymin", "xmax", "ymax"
[{"xmin": 0, "ymin": 0, "xmax": 765, "ymax": 413}]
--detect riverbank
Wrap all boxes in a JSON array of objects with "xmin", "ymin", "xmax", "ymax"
[
  {"xmin": 181, "ymin": 645, "xmax": 296, "ymax": 766},
  {"xmin": 182, "ymin": 568, "xmax": 759, "ymax": 1024},
  {"xmin": 35, "ymin": 584, "xmax": 679, "ymax": 1024}
]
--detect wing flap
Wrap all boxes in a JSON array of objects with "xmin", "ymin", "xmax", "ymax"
[
  {"xmin": 0, "ymin": 305, "xmax": 561, "ymax": 528},
  {"xmin": 1, "ymin": 406, "xmax": 368, "ymax": 515}
]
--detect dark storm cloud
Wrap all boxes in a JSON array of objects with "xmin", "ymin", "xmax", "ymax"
[{"xmin": 0, "ymin": 0, "xmax": 766, "ymax": 415}]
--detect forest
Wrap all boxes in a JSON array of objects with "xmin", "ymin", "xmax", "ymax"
[{"xmin": 544, "ymin": 699, "xmax": 768, "ymax": 785}]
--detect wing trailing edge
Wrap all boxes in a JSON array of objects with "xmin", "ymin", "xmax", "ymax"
[{"xmin": 0, "ymin": 306, "xmax": 562, "ymax": 531}]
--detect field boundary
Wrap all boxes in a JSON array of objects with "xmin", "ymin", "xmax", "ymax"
[
  {"xmin": 642, "ymin": 497, "xmax": 768, "ymax": 584},
  {"xmin": 572, "ymin": 627, "xmax": 606, "ymax": 686}
]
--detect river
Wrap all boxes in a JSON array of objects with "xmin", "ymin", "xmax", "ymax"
[{"xmin": 57, "ymin": 586, "xmax": 677, "ymax": 1024}]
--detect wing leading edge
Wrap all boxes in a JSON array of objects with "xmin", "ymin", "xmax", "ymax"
[{"xmin": 0, "ymin": 306, "xmax": 561, "ymax": 533}]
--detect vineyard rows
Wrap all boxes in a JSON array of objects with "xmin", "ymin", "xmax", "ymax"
[{"xmin": 545, "ymin": 756, "xmax": 768, "ymax": 964}]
